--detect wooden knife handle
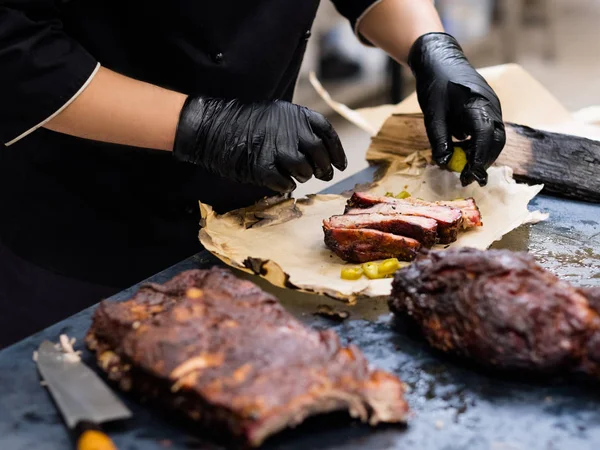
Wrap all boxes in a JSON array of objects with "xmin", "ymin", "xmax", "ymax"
[{"xmin": 75, "ymin": 421, "xmax": 117, "ymax": 450}]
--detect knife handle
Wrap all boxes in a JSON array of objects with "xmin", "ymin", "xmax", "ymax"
[{"xmin": 75, "ymin": 421, "xmax": 117, "ymax": 450}]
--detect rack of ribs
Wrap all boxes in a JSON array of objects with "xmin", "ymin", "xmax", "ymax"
[
  {"xmin": 86, "ymin": 268, "xmax": 409, "ymax": 447},
  {"xmin": 389, "ymin": 248, "xmax": 600, "ymax": 378}
]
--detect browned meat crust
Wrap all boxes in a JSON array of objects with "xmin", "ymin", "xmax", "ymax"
[
  {"xmin": 345, "ymin": 193, "xmax": 463, "ymax": 244},
  {"xmin": 405, "ymin": 197, "xmax": 482, "ymax": 229},
  {"xmin": 323, "ymin": 224, "xmax": 421, "ymax": 263},
  {"xmin": 86, "ymin": 268, "xmax": 409, "ymax": 447},
  {"xmin": 325, "ymin": 213, "xmax": 438, "ymax": 248},
  {"xmin": 389, "ymin": 248, "xmax": 600, "ymax": 378}
]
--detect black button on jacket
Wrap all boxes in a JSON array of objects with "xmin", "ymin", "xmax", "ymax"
[{"xmin": 0, "ymin": 0, "xmax": 379, "ymax": 287}]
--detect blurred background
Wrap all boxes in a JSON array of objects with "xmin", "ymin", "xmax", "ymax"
[{"xmin": 293, "ymin": 0, "xmax": 600, "ymax": 196}]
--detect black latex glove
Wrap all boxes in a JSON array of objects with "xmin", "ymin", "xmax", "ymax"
[
  {"xmin": 408, "ymin": 33, "xmax": 506, "ymax": 186},
  {"xmin": 173, "ymin": 97, "xmax": 347, "ymax": 193}
]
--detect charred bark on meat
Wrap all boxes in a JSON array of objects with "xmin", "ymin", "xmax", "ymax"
[
  {"xmin": 87, "ymin": 268, "xmax": 409, "ymax": 447},
  {"xmin": 389, "ymin": 248, "xmax": 600, "ymax": 379}
]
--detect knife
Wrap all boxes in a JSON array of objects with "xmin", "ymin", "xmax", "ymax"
[{"xmin": 36, "ymin": 340, "xmax": 132, "ymax": 450}]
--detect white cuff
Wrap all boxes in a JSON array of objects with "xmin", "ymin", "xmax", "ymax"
[
  {"xmin": 4, "ymin": 62, "xmax": 101, "ymax": 147},
  {"xmin": 353, "ymin": 0, "xmax": 385, "ymax": 43}
]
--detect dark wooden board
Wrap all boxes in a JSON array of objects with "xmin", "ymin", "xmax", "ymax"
[{"xmin": 368, "ymin": 113, "xmax": 600, "ymax": 203}]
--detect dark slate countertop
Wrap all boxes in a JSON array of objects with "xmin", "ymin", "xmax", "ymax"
[{"xmin": 2, "ymin": 167, "xmax": 600, "ymax": 450}]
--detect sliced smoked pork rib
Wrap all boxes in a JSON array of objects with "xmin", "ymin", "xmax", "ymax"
[
  {"xmin": 405, "ymin": 197, "xmax": 482, "ymax": 229},
  {"xmin": 345, "ymin": 193, "xmax": 463, "ymax": 244},
  {"xmin": 325, "ymin": 213, "xmax": 437, "ymax": 248},
  {"xmin": 86, "ymin": 268, "xmax": 409, "ymax": 447},
  {"xmin": 323, "ymin": 224, "xmax": 422, "ymax": 263},
  {"xmin": 389, "ymin": 248, "xmax": 600, "ymax": 378}
]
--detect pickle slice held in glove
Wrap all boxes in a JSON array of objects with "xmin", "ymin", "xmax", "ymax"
[{"xmin": 448, "ymin": 146, "xmax": 467, "ymax": 173}]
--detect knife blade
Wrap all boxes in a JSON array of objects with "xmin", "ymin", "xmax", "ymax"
[{"xmin": 36, "ymin": 339, "xmax": 132, "ymax": 450}]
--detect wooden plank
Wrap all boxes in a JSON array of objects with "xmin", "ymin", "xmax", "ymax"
[{"xmin": 367, "ymin": 113, "xmax": 600, "ymax": 203}]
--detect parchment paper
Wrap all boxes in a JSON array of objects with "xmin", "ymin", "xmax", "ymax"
[
  {"xmin": 198, "ymin": 64, "xmax": 562, "ymax": 301},
  {"xmin": 200, "ymin": 165, "xmax": 544, "ymax": 301},
  {"xmin": 310, "ymin": 64, "xmax": 600, "ymax": 140}
]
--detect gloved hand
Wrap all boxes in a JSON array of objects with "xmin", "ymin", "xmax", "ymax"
[
  {"xmin": 408, "ymin": 32, "xmax": 506, "ymax": 186},
  {"xmin": 173, "ymin": 97, "xmax": 347, "ymax": 193}
]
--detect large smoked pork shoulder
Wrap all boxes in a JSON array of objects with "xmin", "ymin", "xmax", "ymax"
[{"xmin": 389, "ymin": 248, "xmax": 600, "ymax": 378}]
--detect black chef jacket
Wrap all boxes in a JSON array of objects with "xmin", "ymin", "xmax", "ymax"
[{"xmin": 0, "ymin": 0, "xmax": 378, "ymax": 289}]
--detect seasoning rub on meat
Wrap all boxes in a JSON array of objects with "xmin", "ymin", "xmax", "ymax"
[
  {"xmin": 389, "ymin": 248, "xmax": 600, "ymax": 378},
  {"xmin": 86, "ymin": 268, "xmax": 409, "ymax": 447}
]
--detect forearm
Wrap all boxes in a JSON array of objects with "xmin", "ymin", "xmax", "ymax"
[
  {"xmin": 44, "ymin": 67, "xmax": 187, "ymax": 151},
  {"xmin": 358, "ymin": 0, "xmax": 444, "ymax": 63}
]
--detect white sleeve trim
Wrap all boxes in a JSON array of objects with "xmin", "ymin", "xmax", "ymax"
[
  {"xmin": 353, "ymin": 0, "xmax": 385, "ymax": 41},
  {"xmin": 4, "ymin": 62, "xmax": 101, "ymax": 147}
]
